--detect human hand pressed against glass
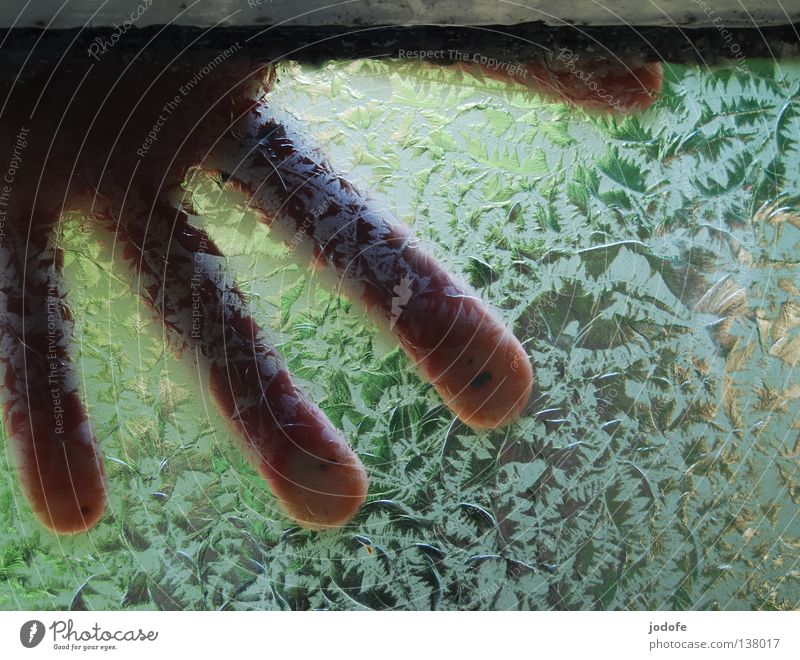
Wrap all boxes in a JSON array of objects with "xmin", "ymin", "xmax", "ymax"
[{"xmin": 0, "ymin": 43, "xmax": 661, "ymax": 533}]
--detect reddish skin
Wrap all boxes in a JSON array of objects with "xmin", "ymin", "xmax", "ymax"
[
  {"xmin": 383, "ymin": 246, "xmax": 535, "ymax": 429},
  {"xmin": 103, "ymin": 200, "xmax": 367, "ymax": 529},
  {"xmin": 0, "ymin": 203, "xmax": 105, "ymax": 533},
  {"xmin": 0, "ymin": 45, "xmax": 660, "ymax": 533},
  {"xmin": 206, "ymin": 115, "xmax": 534, "ymax": 430},
  {"xmin": 445, "ymin": 56, "xmax": 662, "ymax": 113}
]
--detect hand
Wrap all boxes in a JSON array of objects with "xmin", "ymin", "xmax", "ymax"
[{"xmin": 0, "ymin": 43, "xmax": 660, "ymax": 534}]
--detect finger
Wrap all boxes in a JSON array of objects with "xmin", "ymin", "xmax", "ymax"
[
  {"xmin": 106, "ymin": 199, "xmax": 367, "ymax": 529},
  {"xmin": 206, "ymin": 111, "xmax": 533, "ymax": 429},
  {"xmin": 0, "ymin": 212, "xmax": 106, "ymax": 533}
]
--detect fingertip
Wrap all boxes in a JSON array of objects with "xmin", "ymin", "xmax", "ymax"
[
  {"xmin": 434, "ymin": 328, "xmax": 533, "ymax": 430},
  {"xmin": 245, "ymin": 400, "xmax": 369, "ymax": 530},
  {"xmin": 8, "ymin": 409, "xmax": 106, "ymax": 534},
  {"xmin": 207, "ymin": 331, "xmax": 368, "ymax": 531},
  {"xmin": 34, "ymin": 492, "xmax": 106, "ymax": 535},
  {"xmin": 265, "ymin": 442, "xmax": 369, "ymax": 530},
  {"xmin": 19, "ymin": 437, "xmax": 106, "ymax": 534}
]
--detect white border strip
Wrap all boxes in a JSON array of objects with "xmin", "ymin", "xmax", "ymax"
[{"xmin": 2, "ymin": 611, "xmax": 798, "ymax": 659}]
